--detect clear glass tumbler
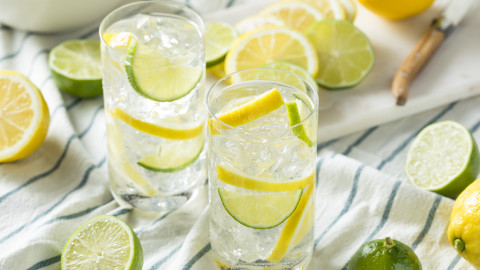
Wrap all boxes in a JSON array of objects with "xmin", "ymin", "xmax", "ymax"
[
  {"xmin": 207, "ymin": 68, "xmax": 318, "ymax": 269},
  {"xmin": 99, "ymin": 1, "xmax": 206, "ymax": 211}
]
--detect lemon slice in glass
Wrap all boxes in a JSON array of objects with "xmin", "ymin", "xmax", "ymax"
[
  {"xmin": 406, "ymin": 120, "xmax": 480, "ymax": 198},
  {"xmin": 306, "ymin": 20, "xmax": 375, "ymax": 89},
  {"xmin": 61, "ymin": 215, "xmax": 143, "ymax": 270},
  {"xmin": 125, "ymin": 38, "xmax": 203, "ymax": 102},
  {"xmin": 206, "ymin": 21, "xmax": 237, "ymax": 68},
  {"xmin": 0, "ymin": 71, "xmax": 50, "ymax": 162},
  {"xmin": 49, "ymin": 40, "xmax": 103, "ymax": 98},
  {"xmin": 218, "ymin": 188, "xmax": 303, "ymax": 229},
  {"xmin": 224, "ymin": 27, "xmax": 318, "ymax": 80}
]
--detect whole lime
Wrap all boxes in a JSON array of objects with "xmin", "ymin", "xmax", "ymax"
[{"xmin": 348, "ymin": 237, "xmax": 422, "ymax": 270}]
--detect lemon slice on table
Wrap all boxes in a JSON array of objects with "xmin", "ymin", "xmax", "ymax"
[
  {"xmin": 260, "ymin": 1, "xmax": 324, "ymax": 32},
  {"xmin": 235, "ymin": 15, "xmax": 286, "ymax": 35},
  {"xmin": 49, "ymin": 40, "xmax": 103, "ymax": 98},
  {"xmin": 137, "ymin": 135, "xmax": 204, "ymax": 172},
  {"xmin": 61, "ymin": 215, "xmax": 143, "ymax": 270},
  {"xmin": 206, "ymin": 22, "xmax": 238, "ymax": 68},
  {"xmin": 306, "ymin": 20, "xmax": 375, "ymax": 89},
  {"xmin": 216, "ymin": 165, "xmax": 314, "ymax": 192},
  {"xmin": 339, "ymin": 0, "xmax": 357, "ymax": 21},
  {"xmin": 224, "ymin": 27, "xmax": 318, "ymax": 81},
  {"xmin": 288, "ymin": 0, "xmax": 346, "ymax": 20},
  {"xmin": 0, "ymin": 71, "xmax": 50, "ymax": 163},
  {"xmin": 125, "ymin": 38, "xmax": 203, "ymax": 102},
  {"xmin": 405, "ymin": 121, "xmax": 480, "ymax": 198},
  {"xmin": 218, "ymin": 188, "xmax": 303, "ymax": 229},
  {"xmin": 267, "ymin": 183, "xmax": 314, "ymax": 262}
]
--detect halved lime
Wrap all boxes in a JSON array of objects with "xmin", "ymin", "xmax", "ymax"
[
  {"xmin": 260, "ymin": 61, "xmax": 318, "ymax": 92},
  {"xmin": 125, "ymin": 38, "xmax": 203, "ymax": 102},
  {"xmin": 218, "ymin": 188, "xmax": 303, "ymax": 229},
  {"xmin": 306, "ymin": 20, "xmax": 374, "ymax": 89},
  {"xmin": 405, "ymin": 120, "xmax": 480, "ymax": 198},
  {"xmin": 206, "ymin": 22, "xmax": 237, "ymax": 68},
  {"xmin": 61, "ymin": 215, "xmax": 143, "ymax": 270},
  {"xmin": 216, "ymin": 165, "xmax": 314, "ymax": 192},
  {"xmin": 138, "ymin": 135, "xmax": 204, "ymax": 172},
  {"xmin": 286, "ymin": 102, "xmax": 315, "ymax": 147},
  {"xmin": 49, "ymin": 40, "xmax": 103, "ymax": 98}
]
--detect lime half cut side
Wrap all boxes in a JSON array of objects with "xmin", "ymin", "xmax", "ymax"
[
  {"xmin": 205, "ymin": 22, "xmax": 237, "ymax": 67},
  {"xmin": 49, "ymin": 39, "xmax": 103, "ymax": 98},
  {"xmin": 405, "ymin": 120, "xmax": 480, "ymax": 198},
  {"xmin": 218, "ymin": 188, "xmax": 302, "ymax": 229},
  {"xmin": 138, "ymin": 135, "xmax": 204, "ymax": 172},
  {"xmin": 306, "ymin": 20, "xmax": 374, "ymax": 89},
  {"xmin": 125, "ymin": 38, "xmax": 203, "ymax": 102},
  {"xmin": 61, "ymin": 215, "xmax": 143, "ymax": 270}
]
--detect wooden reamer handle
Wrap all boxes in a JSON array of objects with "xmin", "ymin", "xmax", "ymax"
[{"xmin": 392, "ymin": 27, "xmax": 446, "ymax": 105}]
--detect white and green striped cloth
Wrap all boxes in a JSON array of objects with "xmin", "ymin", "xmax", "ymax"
[{"xmin": 1, "ymin": 0, "xmax": 479, "ymax": 269}]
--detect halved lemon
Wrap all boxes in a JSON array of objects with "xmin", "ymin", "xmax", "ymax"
[
  {"xmin": 216, "ymin": 165, "xmax": 314, "ymax": 192},
  {"xmin": 218, "ymin": 188, "xmax": 303, "ymax": 229},
  {"xmin": 0, "ymin": 70, "xmax": 50, "ymax": 163},
  {"xmin": 125, "ymin": 38, "xmax": 203, "ymax": 102},
  {"xmin": 260, "ymin": 2, "xmax": 324, "ymax": 32},
  {"xmin": 224, "ymin": 27, "xmax": 318, "ymax": 79}
]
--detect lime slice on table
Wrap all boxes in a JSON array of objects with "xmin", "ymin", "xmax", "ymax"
[
  {"xmin": 61, "ymin": 215, "xmax": 143, "ymax": 270},
  {"xmin": 138, "ymin": 135, "xmax": 204, "ymax": 172},
  {"xmin": 49, "ymin": 40, "xmax": 103, "ymax": 98},
  {"xmin": 306, "ymin": 20, "xmax": 374, "ymax": 89},
  {"xmin": 205, "ymin": 22, "xmax": 237, "ymax": 68},
  {"xmin": 125, "ymin": 38, "xmax": 203, "ymax": 102},
  {"xmin": 406, "ymin": 120, "xmax": 480, "ymax": 198},
  {"xmin": 218, "ymin": 188, "xmax": 303, "ymax": 229}
]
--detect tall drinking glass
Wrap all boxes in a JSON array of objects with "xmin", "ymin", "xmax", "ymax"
[
  {"xmin": 207, "ymin": 68, "xmax": 318, "ymax": 269},
  {"xmin": 99, "ymin": 1, "xmax": 206, "ymax": 211}
]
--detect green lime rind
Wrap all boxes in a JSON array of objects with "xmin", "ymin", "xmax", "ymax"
[
  {"xmin": 137, "ymin": 143, "xmax": 204, "ymax": 173},
  {"xmin": 125, "ymin": 38, "xmax": 203, "ymax": 102},
  {"xmin": 286, "ymin": 102, "xmax": 315, "ymax": 147},
  {"xmin": 218, "ymin": 188, "xmax": 303, "ymax": 230},
  {"xmin": 205, "ymin": 22, "xmax": 238, "ymax": 68},
  {"xmin": 306, "ymin": 20, "xmax": 375, "ymax": 90},
  {"xmin": 49, "ymin": 39, "xmax": 103, "ymax": 98},
  {"xmin": 61, "ymin": 215, "xmax": 143, "ymax": 270},
  {"xmin": 347, "ymin": 238, "xmax": 422, "ymax": 270},
  {"xmin": 405, "ymin": 120, "xmax": 480, "ymax": 198}
]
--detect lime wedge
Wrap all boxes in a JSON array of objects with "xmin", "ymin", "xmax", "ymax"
[
  {"xmin": 286, "ymin": 102, "xmax": 315, "ymax": 147},
  {"xmin": 49, "ymin": 40, "xmax": 103, "ymax": 98},
  {"xmin": 218, "ymin": 188, "xmax": 303, "ymax": 229},
  {"xmin": 206, "ymin": 22, "xmax": 237, "ymax": 68},
  {"xmin": 125, "ymin": 38, "xmax": 203, "ymax": 102},
  {"xmin": 61, "ymin": 215, "xmax": 143, "ymax": 270},
  {"xmin": 267, "ymin": 183, "xmax": 314, "ymax": 262},
  {"xmin": 111, "ymin": 107, "xmax": 203, "ymax": 140},
  {"xmin": 260, "ymin": 62, "xmax": 318, "ymax": 92},
  {"xmin": 406, "ymin": 121, "xmax": 480, "ymax": 198},
  {"xmin": 306, "ymin": 20, "xmax": 374, "ymax": 89},
  {"xmin": 138, "ymin": 135, "xmax": 204, "ymax": 172},
  {"xmin": 216, "ymin": 165, "xmax": 314, "ymax": 192}
]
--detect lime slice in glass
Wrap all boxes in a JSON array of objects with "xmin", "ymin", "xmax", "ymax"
[
  {"xmin": 49, "ymin": 40, "xmax": 103, "ymax": 98},
  {"xmin": 61, "ymin": 215, "xmax": 143, "ymax": 270},
  {"xmin": 125, "ymin": 38, "xmax": 203, "ymax": 102},
  {"xmin": 286, "ymin": 102, "xmax": 315, "ymax": 147},
  {"xmin": 306, "ymin": 20, "xmax": 374, "ymax": 89},
  {"xmin": 218, "ymin": 188, "xmax": 303, "ymax": 229},
  {"xmin": 205, "ymin": 21, "xmax": 237, "ymax": 68},
  {"xmin": 138, "ymin": 135, "xmax": 204, "ymax": 172},
  {"xmin": 405, "ymin": 120, "xmax": 480, "ymax": 198}
]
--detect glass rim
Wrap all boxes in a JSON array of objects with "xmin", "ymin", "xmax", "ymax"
[
  {"xmin": 206, "ymin": 67, "xmax": 319, "ymax": 130},
  {"xmin": 99, "ymin": 0, "xmax": 205, "ymax": 56}
]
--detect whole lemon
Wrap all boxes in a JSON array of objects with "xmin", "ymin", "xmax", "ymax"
[
  {"xmin": 358, "ymin": 0, "xmax": 435, "ymax": 20},
  {"xmin": 448, "ymin": 178, "xmax": 480, "ymax": 269}
]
